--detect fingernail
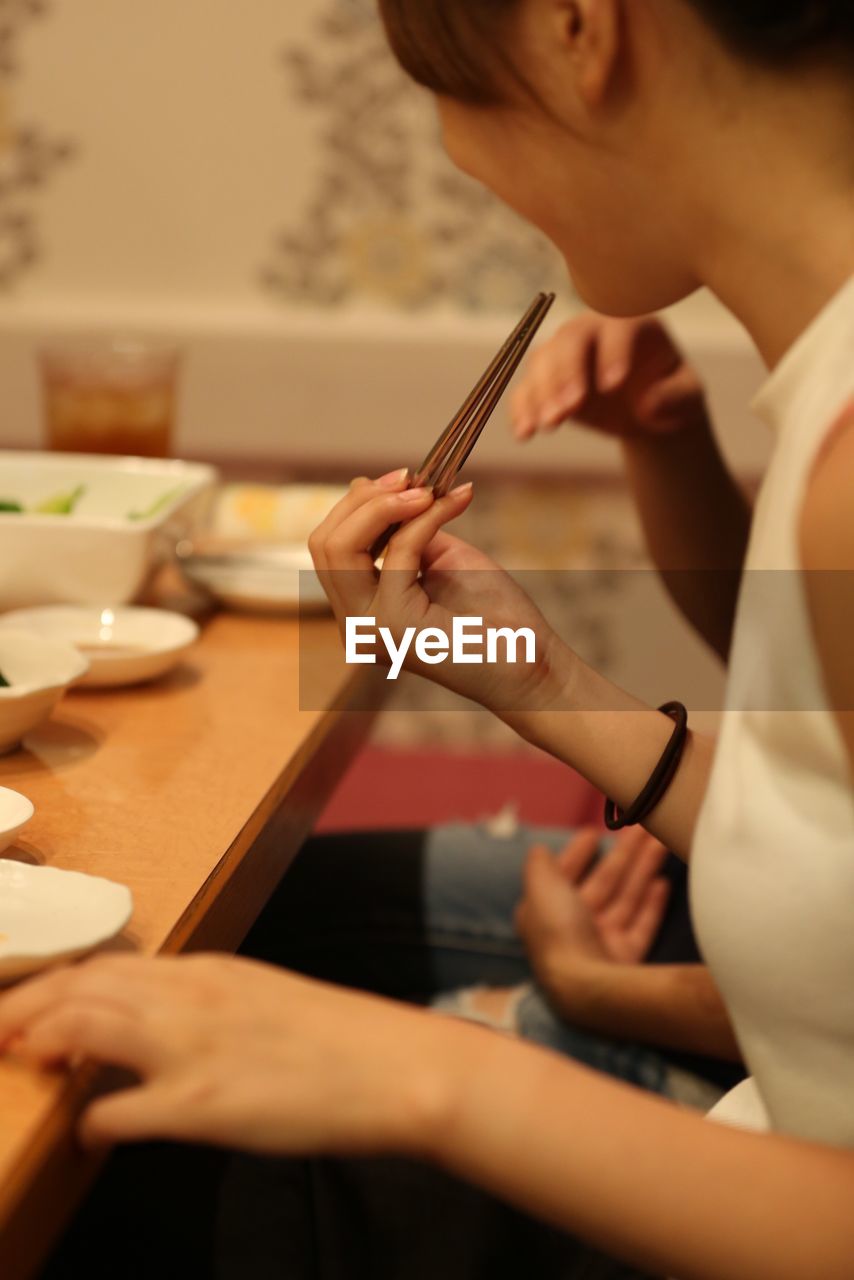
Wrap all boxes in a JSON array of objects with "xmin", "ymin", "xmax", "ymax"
[
  {"xmin": 376, "ymin": 467, "xmax": 410, "ymax": 488},
  {"xmin": 449, "ymin": 481, "xmax": 473, "ymax": 499},
  {"xmin": 600, "ymin": 365, "xmax": 626, "ymax": 392},
  {"xmin": 398, "ymin": 486, "xmax": 431, "ymax": 503},
  {"xmin": 541, "ymin": 400, "xmax": 565, "ymax": 424},
  {"xmin": 557, "ymin": 382, "xmax": 586, "ymax": 414}
]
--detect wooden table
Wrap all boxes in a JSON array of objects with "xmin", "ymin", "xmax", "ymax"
[{"xmin": 0, "ymin": 607, "xmax": 376, "ymax": 1279}]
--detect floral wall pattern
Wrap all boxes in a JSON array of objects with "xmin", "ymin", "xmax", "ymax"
[
  {"xmin": 0, "ymin": 0, "xmax": 761, "ymax": 482},
  {"xmin": 263, "ymin": 0, "xmax": 570, "ymax": 312},
  {"xmin": 0, "ymin": 0, "xmax": 73, "ymax": 290}
]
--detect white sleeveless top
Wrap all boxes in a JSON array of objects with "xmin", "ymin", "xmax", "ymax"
[{"xmin": 690, "ymin": 275, "xmax": 854, "ymax": 1145}]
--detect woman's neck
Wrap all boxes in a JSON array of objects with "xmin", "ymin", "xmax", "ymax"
[
  {"xmin": 705, "ymin": 190, "xmax": 854, "ymax": 370},
  {"xmin": 689, "ymin": 73, "xmax": 854, "ymax": 368}
]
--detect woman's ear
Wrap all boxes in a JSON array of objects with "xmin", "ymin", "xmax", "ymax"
[{"xmin": 553, "ymin": 0, "xmax": 623, "ymax": 107}]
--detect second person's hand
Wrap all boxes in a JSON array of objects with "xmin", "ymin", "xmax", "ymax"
[
  {"xmin": 511, "ymin": 314, "xmax": 707, "ymax": 442},
  {"xmin": 515, "ymin": 828, "xmax": 671, "ymax": 1006}
]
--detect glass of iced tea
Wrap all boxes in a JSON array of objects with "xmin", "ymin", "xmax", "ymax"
[{"xmin": 38, "ymin": 337, "xmax": 182, "ymax": 457}]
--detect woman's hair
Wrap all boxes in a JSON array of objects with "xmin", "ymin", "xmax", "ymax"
[{"xmin": 377, "ymin": 0, "xmax": 854, "ymax": 105}]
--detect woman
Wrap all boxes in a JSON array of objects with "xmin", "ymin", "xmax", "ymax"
[{"xmin": 3, "ymin": 3, "xmax": 854, "ymax": 1277}]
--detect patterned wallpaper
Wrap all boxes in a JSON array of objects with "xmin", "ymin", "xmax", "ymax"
[
  {"xmin": 263, "ymin": 0, "xmax": 569, "ymax": 311},
  {"xmin": 0, "ymin": 0, "xmax": 569, "ymax": 313},
  {"xmin": 0, "ymin": 0, "xmax": 762, "ymax": 480},
  {"xmin": 0, "ymin": 0, "xmax": 73, "ymax": 290}
]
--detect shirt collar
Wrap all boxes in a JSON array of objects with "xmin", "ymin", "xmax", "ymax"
[{"xmin": 752, "ymin": 273, "xmax": 854, "ymax": 437}]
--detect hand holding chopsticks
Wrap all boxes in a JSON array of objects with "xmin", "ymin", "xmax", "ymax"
[{"xmin": 369, "ymin": 291, "xmax": 555, "ymax": 561}]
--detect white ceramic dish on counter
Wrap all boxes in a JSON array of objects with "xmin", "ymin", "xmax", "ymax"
[
  {"xmin": 0, "ymin": 860, "xmax": 133, "ymax": 983},
  {"xmin": 0, "ymin": 630, "xmax": 89, "ymax": 754},
  {"xmin": 175, "ymin": 482, "xmax": 344, "ymax": 615},
  {"xmin": 0, "ymin": 452, "xmax": 217, "ymax": 610},
  {"xmin": 177, "ymin": 543, "xmax": 329, "ymax": 615},
  {"xmin": 0, "ymin": 788, "xmax": 35, "ymax": 855},
  {"xmin": 0, "ymin": 606, "xmax": 200, "ymax": 688}
]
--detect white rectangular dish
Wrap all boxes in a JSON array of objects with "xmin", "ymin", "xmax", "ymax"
[{"xmin": 0, "ymin": 451, "xmax": 217, "ymax": 608}]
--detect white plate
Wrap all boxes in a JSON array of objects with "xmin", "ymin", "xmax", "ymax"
[
  {"xmin": 0, "ymin": 788, "xmax": 34, "ymax": 855},
  {"xmin": 0, "ymin": 606, "xmax": 199, "ymax": 688},
  {"xmin": 178, "ymin": 544, "xmax": 329, "ymax": 615},
  {"xmin": 0, "ymin": 860, "xmax": 133, "ymax": 983}
]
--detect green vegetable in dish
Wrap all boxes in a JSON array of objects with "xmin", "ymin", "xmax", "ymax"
[
  {"xmin": 127, "ymin": 487, "xmax": 183, "ymax": 522},
  {"xmin": 0, "ymin": 482, "xmax": 182, "ymax": 519},
  {"xmin": 34, "ymin": 484, "xmax": 87, "ymax": 515},
  {"xmin": 0, "ymin": 670, "xmax": 9, "ymax": 688}
]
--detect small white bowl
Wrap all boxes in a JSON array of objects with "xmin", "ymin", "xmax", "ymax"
[
  {"xmin": 0, "ymin": 860, "xmax": 133, "ymax": 983},
  {"xmin": 0, "ymin": 606, "xmax": 199, "ymax": 689},
  {"xmin": 0, "ymin": 787, "xmax": 35, "ymax": 854},
  {"xmin": 0, "ymin": 630, "xmax": 90, "ymax": 754}
]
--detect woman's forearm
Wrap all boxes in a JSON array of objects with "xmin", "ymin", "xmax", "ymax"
[
  {"xmin": 543, "ymin": 958, "xmax": 742, "ymax": 1062},
  {"xmin": 621, "ymin": 416, "xmax": 752, "ymax": 661},
  {"xmin": 411, "ymin": 1026, "xmax": 854, "ymax": 1280},
  {"xmin": 508, "ymin": 654, "xmax": 715, "ymax": 859}
]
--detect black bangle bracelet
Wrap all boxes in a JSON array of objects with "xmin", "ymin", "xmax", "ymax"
[{"xmin": 604, "ymin": 701, "xmax": 689, "ymax": 831}]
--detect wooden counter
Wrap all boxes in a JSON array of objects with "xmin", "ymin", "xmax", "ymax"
[{"xmin": 0, "ymin": 608, "xmax": 376, "ymax": 1278}]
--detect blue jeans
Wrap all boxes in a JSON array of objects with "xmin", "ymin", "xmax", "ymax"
[{"xmin": 243, "ymin": 821, "xmax": 709, "ymax": 1099}]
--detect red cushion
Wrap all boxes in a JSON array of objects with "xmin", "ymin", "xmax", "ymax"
[{"xmin": 316, "ymin": 745, "xmax": 603, "ymax": 833}]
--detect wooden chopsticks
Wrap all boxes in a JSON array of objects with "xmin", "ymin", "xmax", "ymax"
[{"xmin": 370, "ymin": 291, "xmax": 555, "ymax": 562}]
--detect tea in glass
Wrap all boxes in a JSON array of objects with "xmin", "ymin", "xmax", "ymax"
[{"xmin": 39, "ymin": 338, "xmax": 181, "ymax": 457}]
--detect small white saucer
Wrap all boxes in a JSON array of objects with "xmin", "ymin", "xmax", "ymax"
[
  {"xmin": 0, "ymin": 606, "xmax": 199, "ymax": 689},
  {"xmin": 0, "ymin": 787, "xmax": 34, "ymax": 855},
  {"xmin": 176, "ymin": 543, "xmax": 329, "ymax": 615},
  {"xmin": 0, "ymin": 860, "xmax": 133, "ymax": 983}
]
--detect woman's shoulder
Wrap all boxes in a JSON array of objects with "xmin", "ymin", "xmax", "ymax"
[
  {"xmin": 800, "ymin": 396, "xmax": 854, "ymax": 571},
  {"xmin": 798, "ymin": 397, "xmax": 854, "ymax": 770}
]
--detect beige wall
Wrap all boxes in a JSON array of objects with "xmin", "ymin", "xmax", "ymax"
[
  {"xmin": 3, "ymin": 0, "xmax": 564, "ymax": 310},
  {"xmin": 0, "ymin": 0, "xmax": 770, "ymax": 475}
]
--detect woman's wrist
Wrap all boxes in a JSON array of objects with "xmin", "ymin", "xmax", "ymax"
[
  {"xmin": 501, "ymin": 645, "xmax": 631, "ymax": 754},
  {"xmin": 386, "ymin": 965, "xmax": 617, "ymax": 1164},
  {"xmin": 496, "ymin": 630, "xmax": 584, "ymax": 731},
  {"xmin": 535, "ymin": 951, "xmax": 614, "ymax": 1023},
  {"xmin": 622, "ymin": 393, "xmax": 712, "ymax": 454},
  {"xmin": 383, "ymin": 1012, "xmax": 508, "ymax": 1164}
]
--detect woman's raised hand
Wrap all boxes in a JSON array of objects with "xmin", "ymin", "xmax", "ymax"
[
  {"xmin": 309, "ymin": 470, "xmax": 570, "ymax": 713},
  {"xmin": 510, "ymin": 314, "xmax": 707, "ymax": 441}
]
